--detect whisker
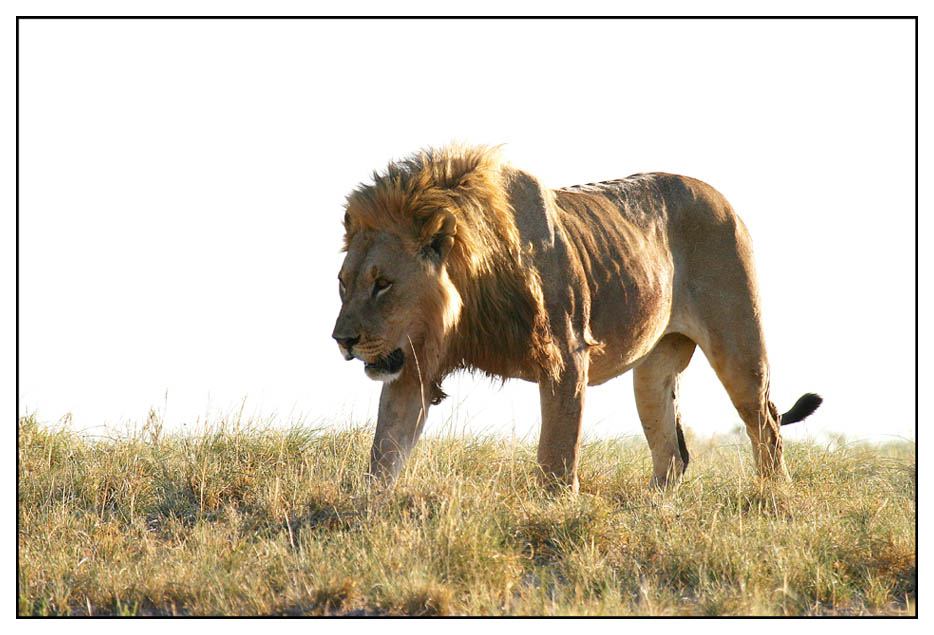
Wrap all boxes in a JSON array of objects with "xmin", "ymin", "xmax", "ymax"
[{"xmin": 406, "ymin": 335, "xmax": 427, "ymax": 427}]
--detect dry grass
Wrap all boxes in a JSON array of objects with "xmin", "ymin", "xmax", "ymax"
[{"xmin": 17, "ymin": 413, "xmax": 915, "ymax": 616}]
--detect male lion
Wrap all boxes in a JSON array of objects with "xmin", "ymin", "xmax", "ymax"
[{"xmin": 332, "ymin": 144, "xmax": 821, "ymax": 490}]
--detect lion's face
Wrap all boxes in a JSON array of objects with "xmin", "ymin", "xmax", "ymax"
[{"xmin": 332, "ymin": 229, "xmax": 459, "ymax": 383}]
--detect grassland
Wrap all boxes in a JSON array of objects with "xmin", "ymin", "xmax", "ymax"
[{"xmin": 17, "ymin": 412, "xmax": 915, "ymax": 616}]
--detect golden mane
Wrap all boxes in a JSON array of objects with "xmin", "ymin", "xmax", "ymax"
[{"xmin": 343, "ymin": 144, "xmax": 564, "ymax": 381}]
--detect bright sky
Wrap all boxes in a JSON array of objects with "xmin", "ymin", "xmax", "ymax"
[{"xmin": 18, "ymin": 18, "xmax": 916, "ymax": 445}]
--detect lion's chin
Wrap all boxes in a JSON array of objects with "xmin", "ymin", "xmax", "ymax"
[{"xmin": 363, "ymin": 348, "xmax": 405, "ymax": 383}]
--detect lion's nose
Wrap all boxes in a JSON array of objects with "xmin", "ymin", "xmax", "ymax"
[{"xmin": 334, "ymin": 335, "xmax": 360, "ymax": 351}]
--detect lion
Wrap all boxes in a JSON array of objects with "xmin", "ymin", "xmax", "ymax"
[{"xmin": 332, "ymin": 144, "xmax": 821, "ymax": 490}]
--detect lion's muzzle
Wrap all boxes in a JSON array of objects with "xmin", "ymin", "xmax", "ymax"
[
  {"xmin": 363, "ymin": 348, "xmax": 405, "ymax": 382},
  {"xmin": 333, "ymin": 335, "xmax": 359, "ymax": 361}
]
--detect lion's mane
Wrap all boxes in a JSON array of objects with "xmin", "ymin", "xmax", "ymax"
[{"xmin": 342, "ymin": 145, "xmax": 564, "ymax": 382}]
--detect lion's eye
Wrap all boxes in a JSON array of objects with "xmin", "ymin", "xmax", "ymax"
[
  {"xmin": 373, "ymin": 278, "xmax": 392, "ymax": 295},
  {"xmin": 338, "ymin": 279, "xmax": 346, "ymax": 297}
]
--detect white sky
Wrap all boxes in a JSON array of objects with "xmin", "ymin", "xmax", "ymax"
[{"xmin": 17, "ymin": 18, "xmax": 917, "ymax": 445}]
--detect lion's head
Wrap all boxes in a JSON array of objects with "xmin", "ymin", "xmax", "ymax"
[
  {"xmin": 331, "ymin": 145, "xmax": 563, "ymax": 386},
  {"xmin": 332, "ymin": 213, "xmax": 462, "ymax": 383}
]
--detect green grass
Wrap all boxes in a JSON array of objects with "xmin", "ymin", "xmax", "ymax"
[{"xmin": 17, "ymin": 413, "xmax": 915, "ymax": 616}]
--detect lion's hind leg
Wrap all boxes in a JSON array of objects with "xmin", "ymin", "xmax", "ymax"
[
  {"xmin": 699, "ymin": 327, "xmax": 791, "ymax": 482},
  {"xmin": 633, "ymin": 333, "xmax": 697, "ymax": 488}
]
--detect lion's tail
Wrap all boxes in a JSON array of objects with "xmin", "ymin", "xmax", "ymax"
[{"xmin": 779, "ymin": 393, "xmax": 823, "ymax": 426}]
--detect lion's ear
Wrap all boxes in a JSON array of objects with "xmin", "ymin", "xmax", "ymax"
[{"xmin": 419, "ymin": 210, "xmax": 457, "ymax": 262}]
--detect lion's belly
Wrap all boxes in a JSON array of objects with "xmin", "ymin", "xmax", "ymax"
[
  {"xmin": 585, "ymin": 267, "xmax": 674, "ymax": 387},
  {"xmin": 588, "ymin": 343, "xmax": 651, "ymax": 386},
  {"xmin": 586, "ymin": 317, "xmax": 669, "ymax": 386}
]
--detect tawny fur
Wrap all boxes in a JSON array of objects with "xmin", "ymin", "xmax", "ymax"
[{"xmin": 334, "ymin": 144, "xmax": 821, "ymax": 490}]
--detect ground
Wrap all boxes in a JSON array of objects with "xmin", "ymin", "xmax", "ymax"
[{"xmin": 17, "ymin": 414, "xmax": 916, "ymax": 616}]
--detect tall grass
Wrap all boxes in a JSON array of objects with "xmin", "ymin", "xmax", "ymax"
[{"xmin": 17, "ymin": 413, "xmax": 915, "ymax": 616}]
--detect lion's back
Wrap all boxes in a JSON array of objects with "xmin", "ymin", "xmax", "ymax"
[{"xmin": 557, "ymin": 172, "xmax": 734, "ymax": 225}]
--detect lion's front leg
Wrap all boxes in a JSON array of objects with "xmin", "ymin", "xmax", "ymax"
[
  {"xmin": 368, "ymin": 372, "xmax": 430, "ymax": 484},
  {"xmin": 537, "ymin": 349, "xmax": 589, "ymax": 493}
]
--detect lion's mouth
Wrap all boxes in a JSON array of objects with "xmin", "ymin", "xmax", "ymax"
[{"xmin": 363, "ymin": 348, "xmax": 405, "ymax": 381}]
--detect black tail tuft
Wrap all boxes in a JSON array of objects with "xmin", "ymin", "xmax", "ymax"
[{"xmin": 780, "ymin": 393, "xmax": 823, "ymax": 426}]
